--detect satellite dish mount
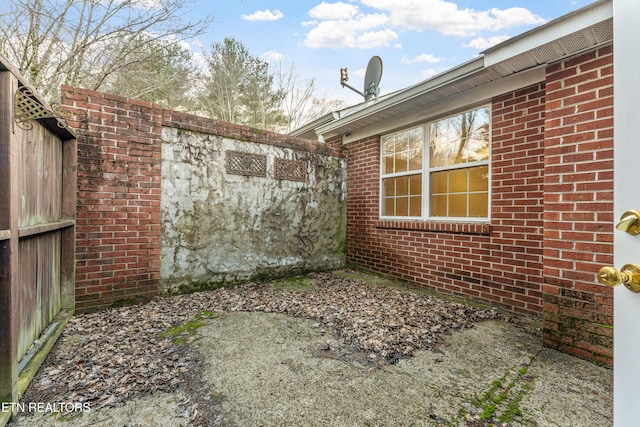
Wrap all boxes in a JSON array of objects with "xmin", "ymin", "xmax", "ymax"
[{"xmin": 340, "ymin": 56, "xmax": 383, "ymax": 101}]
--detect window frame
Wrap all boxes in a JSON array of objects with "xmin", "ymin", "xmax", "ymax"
[{"xmin": 379, "ymin": 104, "xmax": 491, "ymax": 222}]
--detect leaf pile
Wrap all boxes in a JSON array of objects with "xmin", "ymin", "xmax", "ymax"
[{"xmin": 21, "ymin": 270, "xmax": 502, "ymax": 418}]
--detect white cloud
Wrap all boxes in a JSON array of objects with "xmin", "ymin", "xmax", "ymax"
[
  {"xmin": 309, "ymin": 1, "xmax": 359, "ymax": 20},
  {"xmin": 464, "ymin": 35, "xmax": 511, "ymax": 50},
  {"xmin": 242, "ymin": 9, "xmax": 284, "ymax": 22},
  {"xmin": 304, "ymin": 13, "xmax": 394, "ymax": 48},
  {"xmin": 488, "ymin": 7, "xmax": 545, "ymax": 30},
  {"xmin": 356, "ymin": 29, "xmax": 398, "ymax": 48},
  {"xmin": 359, "ymin": 0, "xmax": 545, "ymax": 36},
  {"xmin": 421, "ymin": 68, "xmax": 439, "ymax": 79},
  {"xmin": 302, "ymin": 0, "xmax": 543, "ymax": 50},
  {"xmin": 401, "ymin": 53, "xmax": 442, "ymax": 64},
  {"xmin": 262, "ymin": 50, "xmax": 284, "ymax": 62}
]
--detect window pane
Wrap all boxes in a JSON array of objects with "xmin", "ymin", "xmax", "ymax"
[
  {"xmin": 469, "ymin": 193, "xmax": 488, "ymax": 217},
  {"xmin": 467, "ymin": 108, "xmax": 490, "ymax": 162},
  {"xmin": 449, "ymin": 194, "xmax": 467, "ymax": 217},
  {"xmin": 396, "ymin": 176, "xmax": 409, "ymax": 196},
  {"xmin": 384, "ymin": 198, "xmax": 394, "ymax": 216},
  {"xmin": 383, "ymin": 178, "xmax": 395, "ymax": 196},
  {"xmin": 431, "ymin": 171, "xmax": 448, "ymax": 194},
  {"xmin": 409, "ymin": 174, "xmax": 422, "ymax": 195},
  {"xmin": 429, "ymin": 127, "xmax": 448, "ymax": 168},
  {"xmin": 408, "ymin": 149, "xmax": 422, "ymax": 171},
  {"xmin": 410, "ymin": 196, "xmax": 422, "ymax": 216},
  {"xmin": 396, "ymin": 197, "xmax": 408, "ymax": 216},
  {"xmin": 396, "ymin": 134, "xmax": 408, "ymax": 153},
  {"xmin": 395, "ymin": 152, "xmax": 408, "ymax": 173},
  {"xmin": 384, "ymin": 156, "xmax": 394, "ymax": 174},
  {"xmin": 429, "ymin": 107, "xmax": 490, "ymax": 167},
  {"xmin": 431, "ymin": 195, "xmax": 447, "ymax": 216},
  {"xmin": 382, "ymin": 174, "xmax": 422, "ymax": 217},
  {"xmin": 449, "ymin": 168, "xmax": 468, "ymax": 193},
  {"xmin": 382, "ymin": 127, "xmax": 423, "ymax": 176},
  {"xmin": 469, "ymin": 165, "xmax": 489, "ymax": 191}
]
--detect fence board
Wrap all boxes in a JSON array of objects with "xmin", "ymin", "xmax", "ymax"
[
  {"xmin": 17, "ymin": 238, "xmax": 37, "ymax": 360},
  {"xmin": 20, "ymin": 124, "xmax": 63, "ymax": 227},
  {"xmin": 0, "ymin": 70, "xmax": 21, "ymax": 413}
]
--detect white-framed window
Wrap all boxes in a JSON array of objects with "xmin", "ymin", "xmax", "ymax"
[{"xmin": 380, "ymin": 105, "xmax": 490, "ymax": 220}]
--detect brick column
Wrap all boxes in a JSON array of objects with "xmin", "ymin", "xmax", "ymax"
[
  {"xmin": 61, "ymin": 86, "xmax": 162, "ymax": 312},
  {"xmin": 542, "ymin": 45, "xmax": 614, "ymax": 364}
]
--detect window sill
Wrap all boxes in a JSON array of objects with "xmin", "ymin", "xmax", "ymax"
[{"xmin": 376, "ymin": 219, "xmax": 491, "ymax": 235}]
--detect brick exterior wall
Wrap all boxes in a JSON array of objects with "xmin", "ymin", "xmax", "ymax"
[
  {"xmin": 344, "ymin": 45, "xmax": 614, "ymax": 364},
  {"xmin": 542, "ymin": 45, "xmax": 614, "ymax": 365},
  {"xmin": 61, "ymin": 86, "xmax": 163, "ymax": 311},
  {"xmin": 345, "ymin": 84, "xmax": 545, "ymax": 318}
]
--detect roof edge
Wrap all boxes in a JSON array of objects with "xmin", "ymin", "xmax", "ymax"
[
  {"xmin": 483, "ymin": 0, "xmax": 612, "ymax": 67},
  {"xmin": 314, "ymin": 56, "xmax": 485, "ymax": 136}
]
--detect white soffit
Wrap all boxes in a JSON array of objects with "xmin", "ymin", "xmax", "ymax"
[{"xmin": 484, "ymin": 0, "xmax": 613, "ymax": 73}]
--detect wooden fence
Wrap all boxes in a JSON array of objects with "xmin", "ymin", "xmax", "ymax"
[{"xmin": 0, "ymin": 55, "xmax": 76, "ymax": 425}]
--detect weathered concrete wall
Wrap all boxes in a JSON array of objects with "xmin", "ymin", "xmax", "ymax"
[{"xmin": 160, "ymin": 126, "xmax": 346, "ymax": 294}]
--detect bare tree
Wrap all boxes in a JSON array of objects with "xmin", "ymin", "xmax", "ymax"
[
  {"xmin": 0, "ymin": 0, "xmax": 212, "ymax": 101},
  {"xmin": 102, "ymin": 38, "xmax": 197, "ymax": 110},
  {"xmin": 273, "ymin": 61, "xmax": 344, "ymax": 133}
]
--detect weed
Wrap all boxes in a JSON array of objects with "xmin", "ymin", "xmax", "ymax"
[{"xmin": 160, "ymin": 310, "xmax": 219, "ymax": 344}]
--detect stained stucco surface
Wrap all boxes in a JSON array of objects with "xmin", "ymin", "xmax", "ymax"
[{"xmin": 160, "ymin": 127, "xmax": 346, "ymax": 293}]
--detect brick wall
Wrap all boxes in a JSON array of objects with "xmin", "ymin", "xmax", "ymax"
[
  {"xmin": 61, "ymin": 86, "xmax": 163, "ymax": 311},
  {"xmin": 61, "ymin": 86, "xmax": 346, "ymax": 312},
  {"xmin": 346, "ymin": 83, "xmax": 546, "ymax": 317},
  {"xmin": 162, "ymin": 110, "xmax": 345, "ymax": 159},
  {"xmin": 542, "ymin": 45, "xmax": 614, "ymax": 365},
  {"xmin": 345, "ymin": 45, "xmax": 614, "ymax": 364}
]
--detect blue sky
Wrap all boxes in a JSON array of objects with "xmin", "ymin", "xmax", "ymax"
[{"xmin": 187, "ymin": 0, "xmax": 597, "ymax": 104}]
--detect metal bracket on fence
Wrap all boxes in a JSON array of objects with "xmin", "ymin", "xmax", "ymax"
[{"xmin": 14, "ymin": 85, "xmax": 87, "ymax": 131}]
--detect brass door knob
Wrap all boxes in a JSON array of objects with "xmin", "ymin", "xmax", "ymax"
[
  {"xmin": 616, "ymin": 210, "xmax": 640, "ymax": 235},
  {"xmin": 598, "ymin": 263, "xmax": 640, "ymax": 292}
]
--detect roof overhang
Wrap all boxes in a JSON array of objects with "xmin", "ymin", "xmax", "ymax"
[{"xmin": 292, "ymin": 0, "xmax": 613, "ymax": 143}]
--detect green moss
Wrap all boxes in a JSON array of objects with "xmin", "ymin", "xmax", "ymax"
[
  {"xmin": 110, "ymin": 295, "xmax": 151, "ymax": 308},
  {"xmin": 160, "ymin": 310, "xmax": 219, "ymax": 344},
  {"xmin": 161, "ymin": 280, "xmax": 232, "ymax": 296},
  {"xmin": 269, "ymin": 276, "xmax": 317, "ymax": 291},
  {"xmin": 470, "ymin": 358, "xmax": 537, "ymax": 425},
  {"xmin": 492, "ymin": 391, "xmax": 508, "ymax": 404},
  {"xmin": 480, "ymin": 403, "xmax": 496, "ymax": 419}
]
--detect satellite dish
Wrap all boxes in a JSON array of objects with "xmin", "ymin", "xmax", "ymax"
[
  {"xmin": 340, "ymin": 55, "xmax": 383, "ymax": 102},
  {"xmin": 363, "ymin": 56, "xmax": 383, "ymax": 101}
]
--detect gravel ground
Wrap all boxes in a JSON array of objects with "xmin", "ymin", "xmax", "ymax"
[{"xmin": 9, "ymin": 269, "xmax": 611, "ymax": 426}]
